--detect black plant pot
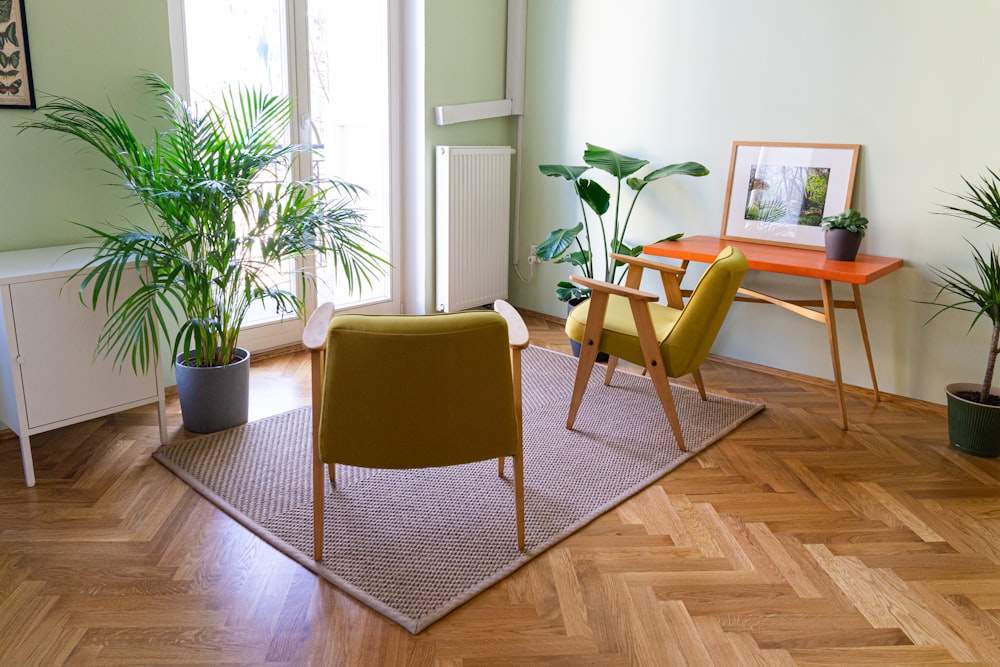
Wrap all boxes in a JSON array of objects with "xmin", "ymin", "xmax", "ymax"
[{"xmin": 824, "ymin": 229, "xmax": 863, "ymax": 261}]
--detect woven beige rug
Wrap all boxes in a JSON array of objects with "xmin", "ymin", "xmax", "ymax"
[{"xmin": 153, "ymin": 346, "xmax": 763, "ymax": 633}]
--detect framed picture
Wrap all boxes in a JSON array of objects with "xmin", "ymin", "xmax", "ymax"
[
  {"xmin": 721, "ymin": 141, "xmax": 860, "ymax": 249},
  {"xmin": 0, "ymin": 0, "xmax": 34, "ymax": 109}
]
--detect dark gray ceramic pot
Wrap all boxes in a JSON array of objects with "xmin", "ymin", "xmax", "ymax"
[
  {"xmin": 174, "ymin": 347, "xmax": 251, "ymax": 433},
  {"xmin": 824, "ymin": 229, "xmax": 863, "ymax": 261}
]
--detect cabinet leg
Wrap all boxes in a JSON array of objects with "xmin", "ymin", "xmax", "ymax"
[
  {"xmin": 19, "ymin": 433, "xmax": 35, "ymax": 487},
  {"xmin": 156, "ymin": 395, "xmax": 168, "ymax": 444}
]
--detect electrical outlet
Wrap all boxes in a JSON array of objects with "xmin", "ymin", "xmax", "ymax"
[{"xmin": 528, "ymin": 244, "xmax": 540, "ymax": 264}]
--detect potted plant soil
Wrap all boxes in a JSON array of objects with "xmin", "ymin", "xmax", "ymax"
[
  {"xmin": 821, "ymin": 209, "xmax": 869, "ymax": 261},
  {"xmin": 20, "ymin": 74, "xmax": 385, "ymax": 433},
  {"xmin": 924, "ymin": 168, "xmax": 1000, "ymax": 457}
]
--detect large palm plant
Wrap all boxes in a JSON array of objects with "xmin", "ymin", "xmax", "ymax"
[
  {"xmin": 927, "ymin": 168, "xmax": 1000, "ymax": 405},
  {"xmin": 20, "ymin": 73, "xmax": 384, "ymax": 372}
]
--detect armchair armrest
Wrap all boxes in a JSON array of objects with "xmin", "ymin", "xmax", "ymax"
[
  {"xmin": 569, "ymin": 275, "xmax": 660, "ymax": 303},
  {"xmin": 608, "ymin": 253, "xmax": 685, "ymax": 309},
  {"xmin": 493, "ymin": 299, "xmax": 529, "ymax": 349},
  {"xmin": 302, "ymin": 302, "xmax": 336, "ymax": 352},
  {"xmin": 609, "ymin": 253, "xmax": 685, "ymax": 276}
]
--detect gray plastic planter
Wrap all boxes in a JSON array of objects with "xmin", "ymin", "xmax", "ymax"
[{"xmin": 174, "ymin": 348, "xmax": 251, "ymax": 434}]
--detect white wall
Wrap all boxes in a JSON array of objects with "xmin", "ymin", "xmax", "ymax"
[{"xmin": 510, "ymin": 0, "xmax": 1000, "ymax": 405}]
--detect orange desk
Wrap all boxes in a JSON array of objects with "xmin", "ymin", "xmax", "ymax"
[{"xmin": 644, "ymin": 235, "xmax": 904, "ymax": 429}]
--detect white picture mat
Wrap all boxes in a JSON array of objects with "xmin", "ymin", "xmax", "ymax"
[{"xmin": 721, "ymin": 142, "xmax": 859, "ymax": 249}]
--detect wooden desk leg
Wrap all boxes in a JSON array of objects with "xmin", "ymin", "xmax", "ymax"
[
  {"xmin": 852, "ymin": 284, "xmax": 881, "ymax": 402},
  {"xmin": 821, "ymin": 279, "xmax": 849, "ymax": 430}
]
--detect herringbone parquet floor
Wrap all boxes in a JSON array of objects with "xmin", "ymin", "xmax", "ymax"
[{"xmin": 1, "ymin": 310, "xmax": 998, "ymax": 665}]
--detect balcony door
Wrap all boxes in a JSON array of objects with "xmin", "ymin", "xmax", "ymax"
[{"xmin": 170, "ymin": 0, "xmax": 401, "ymax": 352}]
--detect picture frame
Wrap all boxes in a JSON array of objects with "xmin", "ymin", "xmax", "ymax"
[
  {"xmin": 720, "ymin": 141, "xmax": 860, "ymax": 250},
  {"xmin": 0, "ymin": 0, "xmax": 34, "ymax": 109}
]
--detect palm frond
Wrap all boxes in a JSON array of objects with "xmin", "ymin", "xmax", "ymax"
[{"xmin": 21, "ymin": 74, "xmax": 388, "ymax": 372}]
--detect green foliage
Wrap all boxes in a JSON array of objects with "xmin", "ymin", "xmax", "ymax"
[
  {"xmin": 821, "ymin": 209, "xmax": 869, "ymax": 236},
  {"xmin": 536, "ymin": 143, "xmax": 708, "ymax": 301},
  {"xmin": 746, "ymin": 199, "xmax": 787, "ymax": 222},
  {"xmin": 19, "ymin": 74, "xmax": 386, "ymax": 372},
  {"xmin": 924, "ymin": 169, "xmax": 1000, "ymax": 403}
]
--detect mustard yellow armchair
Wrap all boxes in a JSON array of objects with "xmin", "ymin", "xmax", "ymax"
[
  {"xmin": 302, "ymin": 300, "xmax": 529, "ymax": 561},
  {"xmin": 565, "ymin": 246, "xmax": 748, "ymax": 451}
]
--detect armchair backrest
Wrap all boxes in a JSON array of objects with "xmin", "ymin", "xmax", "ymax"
[
  {"xmin": 319, "ymin": 311, "xmax": 518, "ymax": 470},
  {"xmin": 662, "ymin": 246, "xmax": 747, "ymax": 376}
]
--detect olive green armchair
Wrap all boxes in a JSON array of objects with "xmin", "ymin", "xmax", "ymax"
[
  {"xmin": 302, "ymin": 300, "xmax": 529, "ymax": 561},
  {"xmin": 564, "ymin": 246, "xmax": 748, "ymax": 451}
]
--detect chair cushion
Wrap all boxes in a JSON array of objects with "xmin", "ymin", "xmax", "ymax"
[
  {"xmin": 320, "ymin": 311, "xmax": 519, "ymax": 469},
  {"xmin": 566, "ymin": 296, "xmax": 680, "ymax": 368}
]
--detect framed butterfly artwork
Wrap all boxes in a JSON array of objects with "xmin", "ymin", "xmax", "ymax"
[{"xmin": 0, "ymin": 0, "xmax": 33, "ymax": 109}]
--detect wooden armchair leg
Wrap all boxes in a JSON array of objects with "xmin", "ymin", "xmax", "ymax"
[
  {"xmin": 514, "ymin": 452, "xmax": 525, "ymax": 550},
  {"xmin": 627, "ymin": 298, "xmax": 688, "ymax": 452},
  {"xmin": 691, "ymin": 368, "xmax": 707, "ymax": 401},
  {"xmin": 603, "ymin": 356, "xmax": 619, "ymax": 386},
  {"xmin": 566, "ymin": 293, "xmax": 610, "ymax": 430},
  {"xmin": 647, "ymin": 369, "xmax": 687, "ymax": 452},
  {"xmin": 313, "ymin": 456, "xmax": 325, "ymax": 562}
]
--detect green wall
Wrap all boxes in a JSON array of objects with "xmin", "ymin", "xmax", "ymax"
[
  {"xmin": 0, "ymin": 2, "xmax": 173, "ymax": 251},
  {"xmin": 419, "ymin": 0, "xmax": 515, "ymax": 312},
  {"xmin": 510, "ymin": 0, "xmax": 1000, "ymax": 404},
  {"xmin": 7, "ymin": 1, "xmax": 981, "ymax": 406}
]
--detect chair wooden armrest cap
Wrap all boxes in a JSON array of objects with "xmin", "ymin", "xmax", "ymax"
[
  {"xmin": 570, "ymin": 275, "xmax": 660, "ymax": 302},
  {"xmin": 609, "ymin": 253, "xmax": 685, "ymax": 276},
  {"xmin": 493, "ymin": 299, "xmax": 529, "ymax": 349},
  {"xmin": 302, "ymin": 302, "xmax": 335, "ymax": 351}
]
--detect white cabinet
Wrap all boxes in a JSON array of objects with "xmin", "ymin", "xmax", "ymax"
[{"xmin": 0, "ymin": 245, "xmax": 166, "ymax": 487}]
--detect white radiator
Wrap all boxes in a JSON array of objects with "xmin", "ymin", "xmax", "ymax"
[{"xmin": 435, "ymin": 146, "xmax": 515, "ymax": 312}]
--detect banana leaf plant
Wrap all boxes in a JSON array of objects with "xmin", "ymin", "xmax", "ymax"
[
  {"xmin": 19, "ymin": 73, "xmax": 386, "ymax": 373},
  {"xmin": 924, "ymin": 168, "xmax": 1000, "ymax": 405},
  {"xmin": 536, "ymin": 143, "xmax": 708, "ymax": 302}
]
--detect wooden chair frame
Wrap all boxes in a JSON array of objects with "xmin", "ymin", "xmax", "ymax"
[{"xmin": 566, "ymin": 253, "xmax": 715, "ymax": 453}]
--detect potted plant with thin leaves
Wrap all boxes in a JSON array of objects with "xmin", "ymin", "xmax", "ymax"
[
  {"xmin": 821, "ymin": 208, "xmax": 869, "ymax": 261},
  {"xmin": 923, "ymin": 168, "xmax": 1000, "ymax": 457},
  {"xmin": 19, "ymin": 74, "xmax": 385, "ymax": 433},
  {"xmin": 535, "ymin": 143, "xmax": 709, "ymax": 304}
]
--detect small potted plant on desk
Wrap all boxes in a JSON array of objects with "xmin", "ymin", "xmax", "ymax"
[
  {"xmin": 821, "ymin": 208, "xmax": 869, "ymax": 261},
  {"xmin": 923, "ymin": 169, "xmax": 1000, "ymax": 457},
  {"xmin": 533, "ymin": 143, "xmax": 708, "ymax": 355}
]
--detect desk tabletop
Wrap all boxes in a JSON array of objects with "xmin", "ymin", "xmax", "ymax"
[{"xmin": 644, "ymin": 235, "xmax": 903, "ymax": 285}]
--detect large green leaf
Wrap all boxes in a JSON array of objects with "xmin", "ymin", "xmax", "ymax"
[
  {"xmin": 644, "ymin": 161, "xmax": 710, "ymax": 182},
  {"xmin": 555, "ymin": 280, "xmax": 590, "ymax": 303},
  {"xmin": 577, "ymin": 178, "xmax": 610, "ymax": 216},
  {"xmin": 539, "ymin": 164, "xmax": 588, "ymax": 181},
  {"xmin": 557, "ymin": 250, "xmax": 591, "ymax": 267},
  {"xmin": 536, "ymin": 222, "xmax": 584, "ymax": 261},
  {"xmin": 583, "ymin": 143, "xmax": 648, "ymax": 179}
]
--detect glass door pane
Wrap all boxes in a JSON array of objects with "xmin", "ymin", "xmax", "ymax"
[
  {"xmin": 182, "ymin": 1, "xmax": 297, "ymax": 330},
  {"xmin": 307, "ymin": 1, "xmax": 394, "ymax": 312}
]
